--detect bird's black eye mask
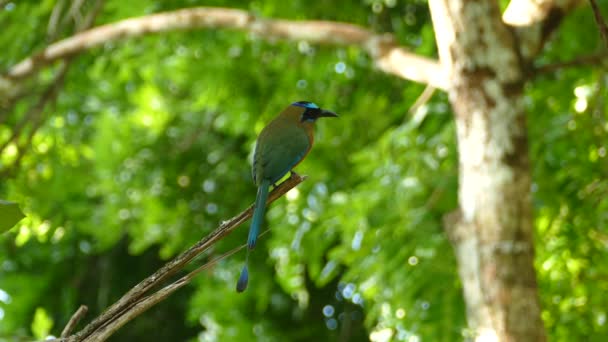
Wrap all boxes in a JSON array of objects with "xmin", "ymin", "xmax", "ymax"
[{"xmin": 301, "ymin": 108, "xmax": 321, "ymax": 122}]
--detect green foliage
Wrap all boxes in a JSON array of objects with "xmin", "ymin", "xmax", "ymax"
[
  {"xmin": 0, "ymin": 0, "xmax": 606, "ymax": 341},
  {"xmin": 0, "ymin": 200, "xmax": 25, "ymax": 233}
]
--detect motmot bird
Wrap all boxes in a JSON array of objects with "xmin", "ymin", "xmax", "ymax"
[{"xmin": 236, "ymin": 101, "xmax": 338, "ymax": 292}]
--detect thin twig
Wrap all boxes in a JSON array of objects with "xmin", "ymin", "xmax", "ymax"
[
  {"xmin": 48, "ymin": 0, "xmax": 68, "ymax": 41},
  {"xmin": 406, "ymin": 84, "xmax": 436, "ymax": 127},
  {"xmin": 534, "ymin": 52, "xmax": 608, "ymax": 74},
  {"xmin": 84, "ymin": 231, "xmax": 266, "ymax": 342},
  {"xmin": 0, "ymin": 0, "xmax": 105, "ymax": 176},
  {"xmin": 61, "ymin": 306, "xmax": 89, "ymax": 338},
  {"xmin": 0, "ymin": 82, "xmax": 35, "ymax": 121},
  {"xmin": 0, "ymin": 61, "xmax": 69, "ymax": 154},
  {"xmin": 408, "ymin": 84, "xmax": 436, "ymax": 115},
  {"xmin": 0, "ymin": 101, "xmax": 39, "ymax": 154},
  {"xmin": 81, "ymin": 0, "xmax": 105, "ymax": 31},
  {"xmin": 589, "ymin": 0, "xmax": 608, "ymax": 49},
  {"xmin": 67, "ymin": 0, "xmax": 87, "ymax": 29},
  {"xmin": 70, "ymin": 173, "xmax": 307, "ymax": 342}
]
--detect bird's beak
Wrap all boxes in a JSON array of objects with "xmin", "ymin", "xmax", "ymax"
[{"xmin": 318, "ymin": 109, "xmax": 338, "ymax": 118}]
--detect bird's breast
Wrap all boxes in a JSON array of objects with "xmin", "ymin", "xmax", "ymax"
[{"xmin": 253, "ymin": 119, "xmax": 312, "ymax": 184}]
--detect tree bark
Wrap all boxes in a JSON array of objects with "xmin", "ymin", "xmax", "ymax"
[{"xmin": 429, "ymin": 1, "xmax": 546, "ymax": 341}]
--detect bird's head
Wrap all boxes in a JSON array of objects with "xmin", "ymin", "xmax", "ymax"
[{"xmin": 290, "ymin": 101, "xmax": 338, "ymax": 123}]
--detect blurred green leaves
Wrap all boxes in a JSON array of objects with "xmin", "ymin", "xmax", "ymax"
[
  {"xmin": 0, "ymin": 0, "xmax": 607, "ymax": 341},
  {"xmin": 0, "ymin": 200, "xmax": 24, "ymax": 233}
]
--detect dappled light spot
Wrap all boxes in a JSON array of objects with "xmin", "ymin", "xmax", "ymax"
[
  {"xmin": 286, "ymin": 188, "xmax": 300, "ymax": 201},
  {"xmin": 302, "ymin": 208, "xmax": 318, "ymax": 221},
  {"xmin": 370, "ymin": 328, "xmax": 393, "ymax": 342},
  {"xmin": 475, "ymin": 329, "xmax": 498, "ymax": 342},
  {"xmin": 342, "ymin": 283, "xmax": 355, "ymax": 299},
  {"xmin": 396, "ymin": 308, "xmax": 405, "ymax": 319},
  {"xmin": 322, "ymin": 305, "xmax": 334, "ymax": 317},
  {"xmin": 351, "ymin": 230, "xmax": 363, "ymax": 250},
  {"xmin": 330, "ymin": 191, "xmax": 347, "ymax": 204},
  {"xmin": 51, "ymin": 227, "xmax": 65, "ymax": 243},
  {"xmin": 15, "ymin": 225, "xmax": 30, "ymax": 246},
  {"xmin": 408, "ymin": 256, "xmax": 418, "ymax": 266},
  {"xmin": 297, "ymin": 41, "xmax": 312, "ymax": 54},
  {"xmin": 597, "ymin": 312, "xmax": 606, "ymax": 326},
  {"xmin": 2, "ymin": 143, "xmax": 17, "ymax": 159},
  {"xmin": 205, "ymin": 203, "xmax": 218, "ymax": 214},
  {"xmin": 79, "ymin": 240, "xmax": 92, "ymax": 254},
  {"xmin": 0, "ymin": 289, "xmax": 12, "ymax": 304},
  {"xmin": 325, "ymin": 317, "xmax": 338, "ymax": 330},
  {"xmin": 202, "ymin": 179, "xmax": 216, "ymax": 193},
  {"xmin": 335, "ymin": 62, "xmax": 346, "ymax": 74},
  {"xmin": 177, "ymin": 175, "xmax": 190, "ymax": 187},
  {"xmin": 118, "ymin": 209, "xmax": 131, "ymax": 220},
  {"xmin": 352, "ymin": 293, "xmax": 363, "ymax": 305}
]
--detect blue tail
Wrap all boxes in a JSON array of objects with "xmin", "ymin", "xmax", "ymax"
[
  {"xmin": 236, "ymin": 260, "xmax": 249, "ymax": 292},
  {"xmin": 248, "ymin": 179, "xmax": 270, "ymax": 249},
  {"xmin": 236, "ymin": 179, "xmax": 270, "ymax": 292}
]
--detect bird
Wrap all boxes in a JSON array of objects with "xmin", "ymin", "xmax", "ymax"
[{"xmin": 236, "ymin": 101, "xmax": 338, "ymax": 292}]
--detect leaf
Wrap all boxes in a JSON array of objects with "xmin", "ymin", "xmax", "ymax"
[
  {"xmin": 31, "ymin": 307, "xmax": 53, "ymax": 340},
  {"xmin": 0, "ymin": 199, "xmax": 25, "ymax": 233}
]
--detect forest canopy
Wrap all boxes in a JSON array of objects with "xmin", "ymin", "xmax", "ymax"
[{"xmin": 1, "ymin": 0, "xmax": 607, "ymax": 341}]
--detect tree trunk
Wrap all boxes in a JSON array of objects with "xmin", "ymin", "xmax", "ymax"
[{"xmin": 429, "ymin": 1, "xmax": 546, "ymax": 340}]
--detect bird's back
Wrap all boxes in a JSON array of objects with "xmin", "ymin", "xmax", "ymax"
[{"xmin": 253, "ymin": 112, "xmax": 312, "ymax": 185}]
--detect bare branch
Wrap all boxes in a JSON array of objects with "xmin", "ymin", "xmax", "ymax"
[
  {"xmin": 47, "ymin": 0, "xmax": 67, "ymax": 41},
  {"xmin": 81, "ymin": 0, "xmax": 105, "ymax": 31},
  {"xmin": 534, "ymin": 52, "xmax": 608, "ymax": 74},
  {"xmin": 589, "ymin": 0, "xmax": 608, "ymax": 49},
  {"xmin": 70, "ymin": 173, "xmax": 307, "ymax": 342},
  {"xmin": 405, "ymin": 84, "xmax": 436, "ymax": 128},
  {"xmin": 0, "ymin": 104, "xmax": 36, "ymax": 154},
  {"xmin": 61, "ymin": 306, "xmax": 89, "ymax": 338},
  {"xmin": 408, "ymin": 84, "xmax": 436, "ymax": 116},
  {"xmin": 83, "ymin": 234, "xmax": 255, "ymax": 342},
  {"xmin": 1, "ymin": 7, "xmax": 446, "ymax": 89},
  {"xmin": 67, "ymin": 0, "xmax": 86, "ymax": 30},
  {"xmin": 0, "ymin": 84, "xmax": 33, "ymax": 121}
]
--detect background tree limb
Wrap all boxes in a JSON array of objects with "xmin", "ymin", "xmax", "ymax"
[
  {"xmin": 0, "ymin": 7, "xmax": 447, "ymax": 91},
  {"xmin": 0, "ymin": 1, "xmax": 590, "ymax": 98},
  {"xmin": 589, "ymin": 0, "xmax": 608, "ymax": 48}
]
